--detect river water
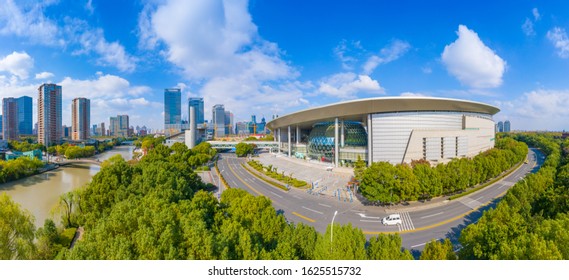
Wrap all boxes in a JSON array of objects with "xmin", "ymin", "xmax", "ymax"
[{"xmin": 0, "ymin": 145, "xmax": 134, "ymax": 228}]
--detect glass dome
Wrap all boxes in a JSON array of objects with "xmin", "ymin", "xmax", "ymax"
[{"xmin": 307, "ymin": 121, "xmax": 367, "ymax": 162}]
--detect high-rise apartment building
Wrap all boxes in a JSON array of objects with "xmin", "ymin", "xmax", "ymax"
[
  {"xmin": 71, "ymin": 97, "xmax": 90, "ymax": 140},
  {"xmin": 164, "ymin": 88, "xmax": 181, "ymax": 135},
  {"xmin": 2, "ymin": 98, "xmax": 19, "ymax": 141},
  {"xmin": 188, "ymin": 97, "xmax": 205, "ymax": 126},
  {"xmin": 212, "ymin": 104, "xmax": 225, "ymax": 138},
  {"xmin": 38, "ymin": 83, "xmax": 62, "ymax": 146},
  {"xmin": 16, "ymin": 96, "xmax": 32, "ymax": 135},
  {"xmin": 110, "ymin": 115, "xmax": 129, "ymax": 137}
]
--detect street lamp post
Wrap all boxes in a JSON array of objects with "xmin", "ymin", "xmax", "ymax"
[{"xmin": 330, "ymin": 210, "xmax": 338, "ymax": 254}]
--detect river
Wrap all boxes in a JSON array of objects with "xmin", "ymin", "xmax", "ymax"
[{"xmin": 0, "ymin": 145, "xmax": 135, "ymax": 228}]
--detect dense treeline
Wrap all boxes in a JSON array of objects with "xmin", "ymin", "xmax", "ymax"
[
  {"xmin": 9, "ymin": 139, "xmax": 45, "ymax": 152},
  {"xmin": 0, "ymin": 157, "xmax": 44, "ymax": 183},
  {"xmin": 358, "ymin": 138, "xmax": 528, "ymax": 203},
  {"xmin": 235, "ymin": 142, "xmax": 255, "ymax": 157},
  {"xmin": 424, "ymin": 133, "xmax": 569, "ymax": 260},
  {"xmin": 0, "ymin": 141, "xmax": 413, "ymax": 260}
]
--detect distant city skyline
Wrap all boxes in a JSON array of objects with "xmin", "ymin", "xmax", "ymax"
[{"xmin": 2, "ymin": 1, "xmax": 569, "ymax": 130}]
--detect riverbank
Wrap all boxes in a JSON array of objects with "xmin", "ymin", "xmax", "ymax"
[{"xmin": 0, "ymin": 145, "xmax": 134, "ymax": 228}]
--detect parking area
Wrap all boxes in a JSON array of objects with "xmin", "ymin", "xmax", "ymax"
[{"xmin": 256, "ymin": 152, "xmax": 355, "ymax": 202}]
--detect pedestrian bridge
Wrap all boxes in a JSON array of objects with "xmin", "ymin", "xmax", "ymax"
[{"xmin": 207, "ymin": 141, "xmax": 278, "ymax": 150}]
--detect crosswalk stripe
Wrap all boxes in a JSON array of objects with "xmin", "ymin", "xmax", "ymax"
[{"xmin": 397, "ymin": 212, "xmax": 415, "ymax": 232}]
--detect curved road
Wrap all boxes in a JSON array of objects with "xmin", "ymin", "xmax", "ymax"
[{"xmin": 217, "ymin": 148, "xmax": 543, "ymax": 250}]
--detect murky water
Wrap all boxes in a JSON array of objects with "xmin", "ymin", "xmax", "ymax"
[{"xmin": 0, "ymin": 145, "xmax": 134, "ymax": 228}]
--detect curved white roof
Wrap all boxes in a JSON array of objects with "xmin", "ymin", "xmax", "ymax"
[{"xmin": 267, "ymin": 96, "xmax": 499, "ymax": 130}]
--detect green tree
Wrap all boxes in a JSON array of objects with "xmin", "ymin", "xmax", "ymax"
[
  {"xmin": 0, "ymin": 194, "xmax": 36, "ymax": 259},
  {"xmin": 367, "ymin": 234, "xmax": 413, "ymax": 260},
  {"xmin": 420, "ymin": 239, "xmax": 457, "ymax": 260},
  {"xmin": 235, "ymin": 142, "xmax": 255, "ymax": 157}
]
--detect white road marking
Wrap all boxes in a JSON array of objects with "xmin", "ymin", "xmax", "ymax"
[
  {"xmin": 476, "ymin": 196, "xmax": 484, "ymax": 201},
  {"xmin": 497, "ymin": 184, "xmax": 505, "ymax": 189},
  {"xmin": 420, "ymin": 212, "xmax": 444, "ymax": 219},
  {"xmin": 411, "ymin": 242, "xmax": 427, "ymax": 248},
  {"xmin": 270, "ymin": 191, "xmax": 283, "ymax": 198},
  {"xmin": 397, "ymin": 212, "xmax": 415, "ymax": 231},
  {"xmin": 356, "ymin": 213, "xmax": 380, "ymax": 219},
  {"xmin": 302, "ymin": 206, "xmax": 324, "ymax": 215},
  {"xmin": 360, "ymin": 220, "xmax": 382, "ymax": 223},
  {"xmin": 293, "ymin": 195, "xmax": 303, "ymax": 200},
  {"xmin": 318, "ymin": 203, "xmax": 331, "ymax": 208},
  {"xmin": 350, "ymin": 210, "xmax": 365, "ymax": 213}
]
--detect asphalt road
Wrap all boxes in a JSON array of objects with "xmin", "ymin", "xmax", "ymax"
[{"xmin": 216, "ymin": 148, "xmax": 543, "ymax": 251}]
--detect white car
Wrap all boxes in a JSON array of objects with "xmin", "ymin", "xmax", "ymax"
[{"xmin": 381, "ymin": 214, "xmax": 402, "ymax": 226}]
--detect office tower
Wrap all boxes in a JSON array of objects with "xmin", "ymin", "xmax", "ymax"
[
  {"xmin": 38, "ymin": 83, "xmax": 62, "ymax": 146},
  {"xmin": 224, "ymin": 110, "xmax": 233, "ymax": 135},
  {"xmin": 212, "ymin": 104, "xmax": 225, "ymax": 138},
  {"xmin": 2, "ymin": 98, "xmax": 19, "ymax": 141},
  {"xmin": 100, "ymin": 122, "xmax": 105, "ymax": 136},
  {"xmin": 0, "ymin": 115, "xmax": 2, "ymax": 137},
  {"xmin": 504, "ymin": 120, "xmax": 511, "ymax": 132},
  {"xmin": 164, "ymin": 88, "xmax": 181, "ymax": 135},
  {"xmin": 110, "ymin": 115, "xmax": 129, "ymax": 137},
  {"xmin": 497, "ymin": 121, "xmax": 504, "ymax": 133},
  {"xmin": 258, "ymin": 116, "xmax": 266, "ymax": 134},
  {"xmin": 16, "ymin": 96, "xmax": 32, "ymax": 135},
  {"xmin": 188, "ymin": 97, "xmax": 205, "ymax": 126},
  {"xmin": 71, "ymin": 97, "xmax": 90, "ymax": 140}
]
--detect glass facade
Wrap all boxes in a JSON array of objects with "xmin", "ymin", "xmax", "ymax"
[
  {"xmin": 17, "ymin": 96, "xmax": 32, "ymax": 135},
  {"xmin": 188, "ymin": 97, "xmax": 204, "ymax": 125},
  {"xmin": 164, "ymin": 88, "xmax": 181, "ymax": 132},
  {"xmin": 306, "ymin": 121, "xmax": 367, "ymax": 162}
]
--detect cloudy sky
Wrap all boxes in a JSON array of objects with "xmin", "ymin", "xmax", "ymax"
[{"xmin": 1, "ymin": 0, "xmax": 569, "ymax": 131}]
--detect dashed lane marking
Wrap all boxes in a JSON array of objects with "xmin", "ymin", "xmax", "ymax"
[
  {"xmin": 360, "ymin": 220, "xmax": 382, "ymax": 223},
  {"xmin": 420, "ymin": 212, "xmax": 444, "ymax": 219},
  {"xmin": 411, "ymin": 242, "xmax": 427, "ymax": 248},
  {"xmin": 318, "ymin": 203, "xmax": 331, "ymax": 208},
  {"xmin": 270, "ymin": 191, "xmax": 283, "ymax": 198},
  {"xmin": 302, "ymin": 206, "xmax": 324, "ymax": 215}
]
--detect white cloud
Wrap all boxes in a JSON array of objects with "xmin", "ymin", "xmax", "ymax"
[
  {"xmin": 65, "ymin": 18, "xmax": 137, "ymax": 72},
  {"xmin": 146, "ymin": 0, "xmax": 297, "ymax": 80},
  {"xmin": 139, "ymin": 0, "xmax": 303, "ymax": 121},
  {"xmin": 362, "ymin": 40, "xmax": 410, "ymax": 75},
  {"xmin": 35, "ymin": 71, "xmax": 54, "ymax": 80},
  {"xmin": 522, "ymin": 18, "xmax": 535, "ymax": 36},
  {"xmin": 441, "ymin": 25, "xmax": 506, "ymax": 88},
  {"xmin": 547, "ymin": 27, "xmax": 569, "ymax": 58},
  {"xmin": 318, "ymin": 72, "xmax": 384, "ymax": 99},
  {"xmin": 496, "ymin": 89, "xmax": 569, "ymax": 131},
  {"xmin": 334, "ymin": 40, "xmax": 363, "ymax": 70},
  {"xmin": 0, "ymin": 51, "xmax": 34, "ymax": 80},
  {"xmin": 532, "ymin": 8, "xmax": 541, "ymax": 21},
  {"xmin": 85, "ymin": 0, "xmax": 94, "ymax": 15},
  {"xmin": 0, "ymin": 0, "xmax": 62, "ymax": 46},
  {"xmin": 59, "ymin": 74, "xmax": 144, "ymax": 100}
]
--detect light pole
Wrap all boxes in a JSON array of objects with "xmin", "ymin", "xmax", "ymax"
[{"xmin": 330, "ymin": 210, "xmax": 338, "ymax": 253}]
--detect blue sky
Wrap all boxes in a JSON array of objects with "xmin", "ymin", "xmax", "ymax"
[{"xmin": 1, "ymin": 0, "xmax": 569, "ymax": 131}]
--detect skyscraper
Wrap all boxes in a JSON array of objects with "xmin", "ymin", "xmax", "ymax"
[
  {"xmin": 71, "ymin": 97, "xmax": 90, "ymax": 140},
  {"xmin": 164, "ymin": 88, "xmax": 181, "ymax": 135},
  {"xmin": 38, "ymin": 83, "xmax": 62, "ymax": 146},
  {"xmin": 224, "ymin": 110, "xmax": 233, "ymax": 135},
  {"xmin": 212, "ymin": 104, "xmax": 225, "ymax": 138},
  {"xmin": 2, "ymin": 98, "xmax": 19, "ymax": 141},
  {"xmin": 188, "ymin": 97, "xmax": 205, "ymax": 126},
  {"xmin": 504, "ymin": 120, "xmax": 511, "ymax": 132},
  {"xmin": 16, "ymin": 96, "xmax": 32, "ymax": 135},
  {"xmin": 497, "ymin": 121, "xmax": 504, "ymax": 133}
]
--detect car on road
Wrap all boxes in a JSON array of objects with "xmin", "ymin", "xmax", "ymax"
[{"xmin": 381, "ymin": 214, "xmax": 402, "ymax": 226}]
